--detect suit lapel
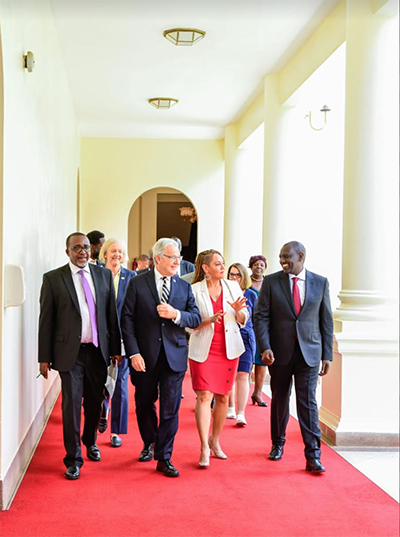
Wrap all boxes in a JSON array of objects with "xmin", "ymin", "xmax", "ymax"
[
  {"xmin": 200, "ymin": 279, "xmax": 214, "ymax": 316},
  {"xmin": 89, "ymin": 264, "xmax": 101, "ymax": 308},
  {"xmin": 61, "ymin": 264, "xmax": 80, "ymax": 314},
  {"xmin": 145, "ymin": 269, "xmax": 160, "ymax": 305},
  {"xmin": 169, "ymin": 275, "xmax": 179, "ymax": 304},
  {"xmin": 278, "ymin": 271, "xmax": 296, "ymax": 316},
  {"xmin": 117, "ymin": 267, "xmax": 128, "ymax": 306},
  {"xmin": 300, "ymin": 270, "xmax": 314, "ymax": 315}
]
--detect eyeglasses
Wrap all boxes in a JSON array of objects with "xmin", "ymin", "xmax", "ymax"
[
  {"xmin": 69, "ymin": 245, "xmax": 91, "ymax": 253},
  {"xmin": 162, "ymin": 254, "xmax": 182, "ymax": 262},
  {"xmin": 228, "ymin": 272, "xmax": 241, "ymax": 279}
]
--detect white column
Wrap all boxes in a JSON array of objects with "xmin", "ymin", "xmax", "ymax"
[
  {"xmin": 262, "ymin": 74, "xmax": 282, "ymax": 272},
  {"xmin": 224, "ymin": 125, "xmax": 243, "ymax": 267},
  {"xmin": 319, "ymin": 0, "xmax": 399, "ymax": 446}
]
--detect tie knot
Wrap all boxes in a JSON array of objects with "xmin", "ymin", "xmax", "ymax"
[
  {"xmin": 78, "ymin": 269, "xmax": 85, "ymax": 276},
  {"xmin": 293, "ymin": 277, "xmax": 299, "ymax": 283}
]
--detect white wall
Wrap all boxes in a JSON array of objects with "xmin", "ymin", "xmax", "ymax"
[
  {"xmin": 80, "ymin": 138, "xmax": 225, "ymax": 255},
  {"xmin": 0, "ymin": 0, "xmax": 79, "ymax": 487}
]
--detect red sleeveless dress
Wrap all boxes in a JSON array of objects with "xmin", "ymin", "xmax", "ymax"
[{"xmin": 189, "ymin": 290, "xmax": 239, "ymax": 395}]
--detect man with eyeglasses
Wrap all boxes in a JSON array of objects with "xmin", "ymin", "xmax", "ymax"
[
  {"xmin": 38, "ymin": 232, "xmax": 121, "ymax": 480},
  {"xmin": 121, "ymin": 238, "xmax": 201, "ymax": 477}
]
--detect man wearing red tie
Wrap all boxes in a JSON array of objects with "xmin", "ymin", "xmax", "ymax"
[
  {"xmin": 38, "ymin": 233, "xmax": 121, "ymax": 480},
  {"xmin": 254, "ymin": 241, "xmax": 333, "ymax": 473}
]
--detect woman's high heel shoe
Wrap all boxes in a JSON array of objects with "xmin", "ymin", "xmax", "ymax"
[
  {"xmin": 251, "ymin": 394, "xmax": 268, "ymax": 407},
  {"xmin": 199, "ymin": 448, "xmax": 211, "ymax": 468},
  {"xmin": 208, "ymin": 437, "xmax": 227, "ymax": 459}
]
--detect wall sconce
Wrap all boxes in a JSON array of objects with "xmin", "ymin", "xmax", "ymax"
[
  {"xmin": 23, "ymin": 51, "xmax": 35, "ymax": 72},
  {"xmin": 305, "ymin": 105, "xmax": 331, "ymax": 131}
]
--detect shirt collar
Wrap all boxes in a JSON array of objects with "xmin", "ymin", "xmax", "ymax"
[
  {"xmin": 289, "ymin": 268, "xmax": 306, "ymax": 281},
  {"xmin": 154, "ymin": 266, "xmax": 169, "ymax": 283},
  {"xmin": 69, "ymin": 261, "xmax": 91, "ymax": 275}
]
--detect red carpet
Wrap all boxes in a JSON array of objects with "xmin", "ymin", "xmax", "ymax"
[{"xmin": 0, "ymin": 374, "xmax": 398, "ymax": 537}]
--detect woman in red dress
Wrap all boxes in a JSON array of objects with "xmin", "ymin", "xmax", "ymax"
[{"xmin": 188, "ymin": 250, "xmax": 248, "ymax": 468}]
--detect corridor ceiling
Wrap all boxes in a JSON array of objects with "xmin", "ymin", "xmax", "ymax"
[{"xmin": 50, "ymin": 0, "xmax": 340, "ymax": 140}]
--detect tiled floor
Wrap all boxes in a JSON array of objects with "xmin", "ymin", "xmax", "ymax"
[{"xmin": 262, "ymin": 382, "xmax": 399, "ymax": 502}]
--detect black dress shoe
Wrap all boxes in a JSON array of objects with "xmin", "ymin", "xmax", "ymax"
[
  {"xmin": 87, "ymin": 444, "xmax": 101, "ymax": 461},
  {"xmin": 268, "ymin": 445, "xmax": 284, "ymax": 461},
  {"xmin": 306, "ymin": 458, "xmax": 326, "ymax": 473},
  {"xmin": 110, "ymin": 435, "xmax": 122, "ymax": 447},
  {"xmin": 98, "ymin": 417, "xmax": 108, "ymax": 434},
  {"xmin": 156, "ymin": 459, "xmax": 179, "ymax": 478},
  {"xmin": 138, "ymin": 444, "xmax": 153, "ymax": 462},
  {"xmin": 65, "ymin": 466, "xmax": 80, "ymax": 480}
]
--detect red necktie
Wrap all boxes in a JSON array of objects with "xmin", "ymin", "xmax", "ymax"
[{"xmin": 292, "ymin": 277, "xmax": 301, "ymax": 316}]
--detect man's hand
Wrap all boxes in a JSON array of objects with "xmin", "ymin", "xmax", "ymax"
[
  {"xmin": 111, "ymin": 355, "xmax": 122, "ymax": 365},
  {"xmin": 131, "ymin": 354, "xmax": 146, "ymax": 372},
  {"xmin": 261, "ymin": 349, "xmax": 275, "ymax": 366},
  {"xmin": 319, "ymin": 360, "xmax": 331, "ymax": 376},
  {"xmin": 157, "ymin": 303, "xmax": 177, "ymax": 319},
  {"xmin": 39, "ymin": 362, "xmax": 51, "ymax": 379}
]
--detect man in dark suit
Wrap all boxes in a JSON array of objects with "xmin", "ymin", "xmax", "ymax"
[
  {"xmin": 38, "ymin": 232, "xmax": 121, "ymax": 480},
  {"xmin": 254, "ymin": 241, "xmax": 333, "ymax": 473},
  {"xmin": 87, "ymin": 229, "xmax": 106, "ymax": 266},
  {"xmin": 171, "ymin": 236, "xmax": 195, "ymax": 276},
  {"xmin": 121, "ymin": 238, "xmax": 201, "ymax": 477}
]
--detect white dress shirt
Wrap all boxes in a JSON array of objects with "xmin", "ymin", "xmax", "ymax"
[
  {"xmin": 69, "ymin": 261, "xmax": 97, "ymax": 344},
  {"xmin": 289, "ymin": 268, "xmax": 306, "ymax": 306}
]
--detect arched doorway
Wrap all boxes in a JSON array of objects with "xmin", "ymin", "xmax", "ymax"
[{"xmin": 127, "ymin": 187, "xmax": 197, "ymax": 268}]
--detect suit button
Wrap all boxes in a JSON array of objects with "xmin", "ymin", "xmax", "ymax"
[
  {"xmin": 162, "ymin": 323, "xmax": 165, "ymax": 327},
  {"xmin": 159, "ymin": 338, "xmax": 162, "ymax": 341}
]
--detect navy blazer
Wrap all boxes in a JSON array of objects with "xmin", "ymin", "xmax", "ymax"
[
  {"xmin": 180, "ymin": 259, "xmax": 195, "ymax": 276},
  {"xmin": 116, "ymin": 266, "xmax": 136, "ymax": 319},
  {"xmin": 120, "ymin": 269, "xmax": 201, "ymax": 372},
  {"xmin": 254, "ymin": 270, "xmax": 333, "ymax": 367}
]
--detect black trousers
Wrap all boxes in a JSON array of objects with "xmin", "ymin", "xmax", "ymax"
[
  {"xmin": 268, "ymin": 340, "xmax": 321, "ymax": 460},
  {"xmin": 131, "ymin": 347, "xmax": 185, "ymax": 461},
  {"xmin": 59, "ymin": 344, "xmax": 107, "ymax": 468}
]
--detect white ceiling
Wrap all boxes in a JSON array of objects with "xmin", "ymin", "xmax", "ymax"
[{"xmin": 50, "ymin": 0, "xmax": 340, "ymax": 140}]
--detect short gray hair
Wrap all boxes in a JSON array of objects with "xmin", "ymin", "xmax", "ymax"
[{"xmin": 153, "ymin": 238, "xmax": 179, "ymax": 260}]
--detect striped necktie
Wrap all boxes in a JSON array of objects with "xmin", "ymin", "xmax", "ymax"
[{"xmin": 161, "ymin": 276, "xmax": 170, "ymax": 303}]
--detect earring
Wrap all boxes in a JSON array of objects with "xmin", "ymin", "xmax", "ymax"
[{"xmin": 205, "ymin": 273, "xmax": 211, "ymax": 281}]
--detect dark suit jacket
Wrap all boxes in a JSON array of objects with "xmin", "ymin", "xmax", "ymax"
[
  {"xmin": 116, "ymin": 266, "xmax": 136, "ymax": 318},
  {"xmin": 254, "ymin": 270, "xmax": 333, "ymax": 367},
  {"xmin": 38, "ymin": 263, "xmax": 121, "ymax": 372},
  {"xmin": 120, "ymin": 269, "xmax": 201, "ymax": 372},
  {"xmin": 180, "ymin": 259, "xmax": 195, "ymax": 276}
]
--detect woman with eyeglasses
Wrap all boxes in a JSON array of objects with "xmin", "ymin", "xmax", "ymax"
[
  {"xmin": 226, "ymin": 263, "xmax": 258, "ymax": 426},
  {"xmin": 97, "ymin": 238, "xmax": 136, "ymax": 447},
  {"xmin": 188, "ymin": 250, "xmax": 249, "ymax": 468},
  {"xmin": 248, "ymin": 255, "xmax": 269, "ymax": 406}
]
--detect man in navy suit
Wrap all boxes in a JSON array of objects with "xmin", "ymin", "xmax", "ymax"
[
  {"xmin": 121, "ymin": 238, "xmax": 201, "ymax": 477},
  {"xmin": 254, "ymin": 241, "xmax": 333, "ymax": 473},
  {"xmin": 171, "ymin": 236, "xmax": 195, "ymax": 276}
]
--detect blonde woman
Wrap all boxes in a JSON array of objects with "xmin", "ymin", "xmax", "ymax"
[
  {"xmin": 227, "ymin": 263, "xmax": 258, "ymax": 426},
  {"xmin": 98, "ymin": 238, "xmax": 136, "ymax": 447},
  {"xmin": 188, "ymin": 250, "xmax": 249, "ymax": 468}
]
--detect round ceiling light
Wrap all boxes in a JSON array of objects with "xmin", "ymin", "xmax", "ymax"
[{"xmin": 148, "ymin": 98, "xmax": 179, "ymax": 110}]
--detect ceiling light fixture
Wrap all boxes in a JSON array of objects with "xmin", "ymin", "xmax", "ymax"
[
  {"xmin": 148, "ymin": 98, "xmax": 179, "ymax": 110},
  {"xmin": 163, "ymin": 28, "xmax": 206, "ymax": 46}
]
